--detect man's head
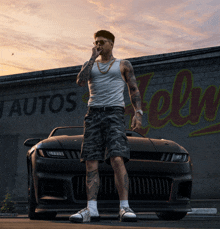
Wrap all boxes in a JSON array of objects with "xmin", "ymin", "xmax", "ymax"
[
  {"xmin": 93, "ymin": 30, "xmax": 115, "ymax": 55},
  {"xmin": 94, "ymin": 30, "xmax": 115, "ymax": 43}
]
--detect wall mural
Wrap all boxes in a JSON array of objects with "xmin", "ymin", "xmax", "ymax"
[
  {"xmin": 1, "ymin": 69, "xmax": 219, "ymax": 137},
  {"xmin": 82, "ymin": 69, "xmax": 220, "ymax": 137}
]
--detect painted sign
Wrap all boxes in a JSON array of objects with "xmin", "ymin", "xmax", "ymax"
[{"xmin": 0, "ymin": 92, "xmax": 77, "ymax": 118}]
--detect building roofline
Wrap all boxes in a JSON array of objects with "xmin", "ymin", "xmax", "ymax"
[{"xmin": 0, "ymin": 45, "xmax": 220, "ymax": 87}]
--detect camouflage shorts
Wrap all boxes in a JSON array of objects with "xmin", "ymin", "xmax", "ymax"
[{"xmin": 81, "ymin": 106, "xmax": 130, "ymax": 164}]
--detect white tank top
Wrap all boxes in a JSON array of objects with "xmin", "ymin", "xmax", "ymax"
[{"xmin": 88, "ymin": 59, "xmax": 126, "ymax": 107}]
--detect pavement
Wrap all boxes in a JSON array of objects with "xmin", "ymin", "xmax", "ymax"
[{"xmin": 1, "ymin": 210, "xmax": 220, "ymax": 229}]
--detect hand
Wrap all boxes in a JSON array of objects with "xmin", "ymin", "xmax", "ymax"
[
  {"xmin": 92, "ymin": 46, "xmax": 103, "ymax": 59},
  {"xmin": 131, "ymin": 113, "xmax": 142, "ymax": 131}
]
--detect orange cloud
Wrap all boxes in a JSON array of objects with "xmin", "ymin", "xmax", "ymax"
[{"xmin": 1, "ymin": 0, "xmax": 220, "ymax": 76}]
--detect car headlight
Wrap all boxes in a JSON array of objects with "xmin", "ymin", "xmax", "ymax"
[
  {"xmin": 45, "ymin": 150, "xmax": 66, "ymax": 158},
  {"xmin": 171, "ymin": 154, "xmax": 188, "ymax": 162}
]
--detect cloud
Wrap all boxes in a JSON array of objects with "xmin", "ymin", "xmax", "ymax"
[
  {"xmin": 199, "ymin": 10, "xmax": 220, "ymax": 32},
  {"xmin": 0, "ymin": 28, "xmax": 90, "ymax": 72},
  {"xmin": 0, "ymin": 0, "xmax": 94, "ymax": 74},
  {"xmin": 1, "ymin": 0, "xmax": 220, "ymax": 76},
  {"xmin": 192, "ymin": 33, "xmax": 220, "ymax": 48},
  {"xmin": 0, "ymin": 0, "xmax": 42, "ymax": 15},
  {"xmin": 0, "ymin": 61, "xmax": 34, "ymax": 72}
]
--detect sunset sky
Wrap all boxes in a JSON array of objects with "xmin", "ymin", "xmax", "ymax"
[{"xmin": 0, "ymin": 0, "xmax": 219, "ymax": 76}]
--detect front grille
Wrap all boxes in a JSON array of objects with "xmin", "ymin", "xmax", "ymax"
[
  {"xmin": 38, "ymin": 179, "xmax": 65, "ymax": 198},
  {"xmin": 72, "ymin": 175, "xmax": 172, "ymax": 201}
]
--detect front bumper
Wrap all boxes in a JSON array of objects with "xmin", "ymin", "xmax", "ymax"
[{"xmin": 32, "ymin": 156, "xmax": 192, "ymax": 213}]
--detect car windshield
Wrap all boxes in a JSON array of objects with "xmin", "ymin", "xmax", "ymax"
[
  {"xmin": 49, "ymin": 126, "xmax": 144, "ymax": 138},
  {"xmin": 49, "ymin": 127, "xmax": 84, "ymax": 137}
]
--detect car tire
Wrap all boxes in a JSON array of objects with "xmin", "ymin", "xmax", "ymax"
[
  {"xmin": 34, "ymin": 212, "xmax": 57, "ymax": 220},
  {"xmin": 156, "ymin": 211, "xmax": 187, "ymax": 220},
  {"xmin": 28, "ymin": 169, "xmax": 57, "ymax": 220},
  {"xmin": 28, "ymin": 169, "xmax": 38, "ymax": 220}
]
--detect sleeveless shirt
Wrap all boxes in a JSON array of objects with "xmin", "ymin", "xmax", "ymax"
[{"xmin": 88, "ymin": 59, "xmax": 126, "ymax": 107}]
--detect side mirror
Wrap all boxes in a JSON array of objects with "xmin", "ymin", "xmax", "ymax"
[{"xmin": 24, "ymin": 138, "xmax": 42, "ymax": 147}]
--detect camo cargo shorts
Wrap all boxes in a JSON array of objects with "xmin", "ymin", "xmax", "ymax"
[{"xmin": 81, "ymin": 106, "xmax": 130, "ymax": 164}]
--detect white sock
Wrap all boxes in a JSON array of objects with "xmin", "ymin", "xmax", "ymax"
[
  {"xmin": 87, "ymin": 200, "xmax": 99, "ymax": 216},
  {"xmin": 120, "ymin": 200, "xmax": 129, "ymax": 209}
]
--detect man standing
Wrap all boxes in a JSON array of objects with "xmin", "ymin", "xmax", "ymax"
[{"xmin": 69, "ymin": 30, "xmax": 143, "ymax": 223}]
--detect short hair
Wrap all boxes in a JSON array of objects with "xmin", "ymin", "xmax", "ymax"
[{"xmin": 94, "ymin": 30, "xmax": 115, "ymax": 43}]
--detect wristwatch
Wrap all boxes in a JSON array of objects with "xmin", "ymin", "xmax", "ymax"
[{"xmin": 135, "ymin": 109, "xmax": 143, "ymax": 116}]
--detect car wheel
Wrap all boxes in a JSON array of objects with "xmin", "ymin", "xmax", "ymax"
[
  {"xmin": 34, "ymin": 212, "xmax": 57, "ymax": 220},
  {"xmin": 156, "ymin": 211, "xmax": 187, "ymax": 220},
  {"xmin": 28, "ymin": 169, "xmax": 57, "ymax": 220},
  {"xmin": 28, "ymin": 169, "xmax": 38, "ymax": 220}
]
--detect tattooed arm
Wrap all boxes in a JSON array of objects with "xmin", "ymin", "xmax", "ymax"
[
  {"xmin": 121, "ymin": 60, "xmax": 142, "ymax": 130},
  {"xmin": 76, "ymin": 46, "xmax": 102, "ymax": 87},
  {"xmin": 76, "ymin": 59, "xmax": 94, "ymax": 87}
]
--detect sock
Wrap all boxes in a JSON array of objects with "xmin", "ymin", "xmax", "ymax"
[
  {"xmin": 120, "ymin": 200, "xmax": 129, "ymax": 209},
  {"xmin": 87, "ymin": 200, "xmax": 99, "ymax": 216}
]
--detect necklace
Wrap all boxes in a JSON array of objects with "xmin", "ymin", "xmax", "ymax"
[{"xmin": 97, "ymin": 58, "xmax": 116, "ymax": 74}]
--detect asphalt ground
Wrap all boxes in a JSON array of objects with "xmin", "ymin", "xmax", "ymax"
[{"xmin": 1, "ymin": 213, "xmax": 220, "ymax": 229}]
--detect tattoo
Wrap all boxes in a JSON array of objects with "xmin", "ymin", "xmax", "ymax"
[
  {"xmin": 86, "ymin": 169, "xmax": 100, "ymax": 201},
  {"xmin": 131, "ymin": 91, "xmax": 141, "ymax": 108},
  {"xmin": 76, "ymin": 57, "xmax": 96, "ymax": 86},
  {"xmin": 121, "ymin": 60, "xmax": 142, "ymax": 110},
  {"xmin": 124, "ymin": 173, "xmax": 129, "ymax": 192}
]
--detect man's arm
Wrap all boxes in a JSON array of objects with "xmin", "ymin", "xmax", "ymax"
[
  {"xmin": 76, "ymin": 58, "xmax": 95, "ymax": 87},
  {"xmin": 121, "ymin": 60, "xmax": 141, "ymax": 110},
  {"xmin": 121, "ymin": 60, "xmax": 142, "ymax": 130},
  {"xmin": 76, "ymin": 46, "xmax": 102, "ymax": 87}
]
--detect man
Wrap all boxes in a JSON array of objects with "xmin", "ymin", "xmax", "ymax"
[{"xmin": 69, "ymin": 30, "xmax": 143, "ymax": 223}]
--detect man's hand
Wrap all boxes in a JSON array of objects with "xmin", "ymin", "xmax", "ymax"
[
  {"xmin": 131, "ymin": 113, "xmax": 142, "ymax": 131},
  {"xmin": 92, "ymin": 46, "xmax": 103, "ymax": 59},
  {"xmin": 76, "ymin": 46, "xmax": 103, "ymax": 87}
]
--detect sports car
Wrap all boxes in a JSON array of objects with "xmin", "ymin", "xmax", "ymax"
[{"xmin": 24, "ymin": 126, "xmax": 192, "ymax": 220}]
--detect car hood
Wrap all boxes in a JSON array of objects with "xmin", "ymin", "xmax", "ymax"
[
  {"xmin": 36, "ymin": 135, "xmax": 83, "ymax": 150},
  {"xmin": 150, "ymin": 138, "xmax": 186, "ymax": 153},
  {"xmin": 36, "ymin": 135, "xmax": 186, "ymax": 154}
]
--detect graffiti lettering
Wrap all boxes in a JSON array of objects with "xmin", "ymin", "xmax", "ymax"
[
  {"xmin": 170, "ymin": 70, "xmax": 192, "ymax": 126},
  {"xmin": 148, "ymin": 70, "xmax": 194, "ymax": 129},
  {"xmin": 124, "ymin": 70, "xmax": 220, "ymax": 137},
  {"xmin": 190, "ymin": 85, "xmax": 220, "ymax": 123},
  {"xmin": 1, "ymin": 92, "xmax": 77, "ymax": 119},
  {"xmin": 149, "ymin": 90, "xmax": 170, "ymax": 128}
]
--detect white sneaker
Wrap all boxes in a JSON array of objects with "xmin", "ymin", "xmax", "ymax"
[
  {"xmin": 119, "ymin": 207, "xmax": 137, "ymax": 222},
  {"xmin": 69, "ymin": 208, "xmax": 100, "ymax": 223}
]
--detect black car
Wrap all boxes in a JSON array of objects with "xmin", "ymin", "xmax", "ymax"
[{"xmin": 24, "ymin": 126, "xmax": 192, "ymax": 220}]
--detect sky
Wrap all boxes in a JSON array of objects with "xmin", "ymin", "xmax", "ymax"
[{"xmin": 0, "ymin": 0, "xmax": 219, "ymax": 76}]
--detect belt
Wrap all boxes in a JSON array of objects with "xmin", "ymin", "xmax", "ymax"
[{"xmin": 89, "ymin": 106, "xmax": 124, "ymax": 112}]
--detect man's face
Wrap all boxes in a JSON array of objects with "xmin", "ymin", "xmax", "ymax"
[{"xmin": 94, "ymin": 36, "xmax": 113, "ymax": 55}]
